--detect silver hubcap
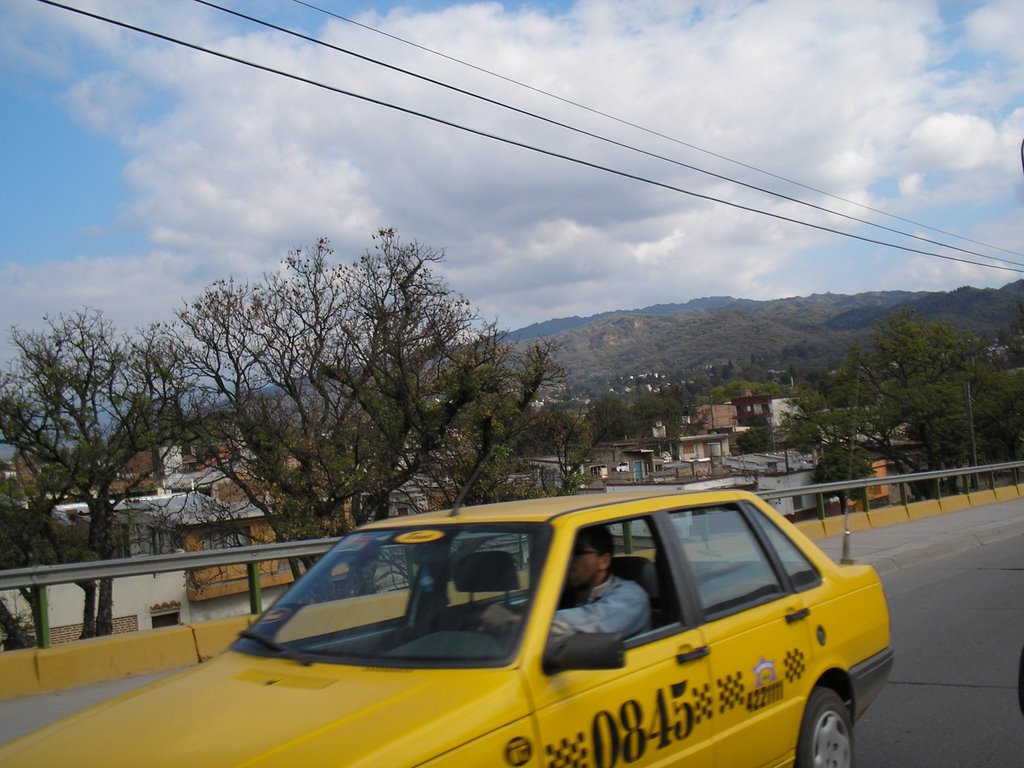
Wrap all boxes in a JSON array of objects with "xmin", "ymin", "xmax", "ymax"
[{"xmin": 812, "ymin": 709, "xmax": 851, "ymax": 768}]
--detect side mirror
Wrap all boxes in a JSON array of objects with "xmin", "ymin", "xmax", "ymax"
[{"xmin": 543, "ymin": 632, "xmax": 625, "ymax": 675}]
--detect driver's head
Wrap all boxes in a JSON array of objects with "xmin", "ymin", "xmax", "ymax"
[{"xmin": 568, "ymin": 525, "xmax": 614, "ymax": 590}]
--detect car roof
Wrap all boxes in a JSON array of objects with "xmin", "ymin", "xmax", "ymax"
[{"xmin": 360, "ymin": 488, "xmax": 762, "ymax": 528}]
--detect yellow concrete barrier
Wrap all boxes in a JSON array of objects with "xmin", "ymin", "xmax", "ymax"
[
  {"xmin": 906, "ymin": 499, "xmax": 943, "ymax": 520},
  {"xmin": 867, "ymin": 506, "xmax": 911, "ymax": 529},
  {"xmin": 192, "ymin": 614, "xmax": 253, "ymax": 661},
  {"xmin": 967, "ymin": 490, "xmax": 998, "ymax": 507},
  {"xmin": 35, "ymin": 625, "xmax": 198, "ymax": 693},
  {"xmin": 994, "ymin": 485, "xmax": 1022, "ymax": 502},
  {"xmin": 938, "ymin": 494, "xmax": 972, "ymax": 514},
  {"xmin": 821, "ymin": 512, "xmax": 872, "ymax": 537},
  {"xmin": 0, "ymin": 648, "xmax": 41, "ymax": 700},
  {"xmin": 0, "ymin": 614, "xmax": 262, "ymax": 701}
]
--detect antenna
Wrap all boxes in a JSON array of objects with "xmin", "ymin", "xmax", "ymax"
[{"xmin": 449, "ymin": 417, "xmax": 494, "ymax": 517}]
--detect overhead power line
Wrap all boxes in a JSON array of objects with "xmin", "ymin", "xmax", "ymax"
[
  {"xmin": 36, "ymin": 0, "xmax": 1024, "ymax": 277},
  {"xmin": 292, "ymin": 0, "xmax": 1024, "ymax": 263},
  {"xmin": 195, "ymin": 0, "xmax": 1023, "ymax": 270}
]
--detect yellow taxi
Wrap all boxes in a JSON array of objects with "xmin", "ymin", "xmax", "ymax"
[{"xmin": 0, "ymin": 490, "xmax": 892, "ymax": 768}]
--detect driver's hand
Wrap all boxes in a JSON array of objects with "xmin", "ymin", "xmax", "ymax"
[{"xmin": 481, "ymin": 604, "xmax": 520, "ymax": 634}]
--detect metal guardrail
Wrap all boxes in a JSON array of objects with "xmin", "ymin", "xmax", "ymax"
[
  {"xmin": 758, "ymin": 460, "xmax": 1024, "ymax": 503},
  {"xmin": 0, "ymin": 539, "xmax": 339, "ymax": 650},
  {"xmin": 0, "ymin": 539, "xmax": 338, "ymax": 591},
  {"xmin": 3, "ymin": 460, "xmax": 1023, "ymax": 648}
]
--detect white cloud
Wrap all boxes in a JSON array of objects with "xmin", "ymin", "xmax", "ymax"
[
  {"xmin": 899, "ymin": 173, "xmax": 923, "ymax": 197},
  {"xmin": 0, "ymin": 251, "xmax": 194, "ymax": 340},
  {"xmin": 965, "ymin": 0, "xmax": 1024, "ymax": 68},
  {"xmin": 1, "ymin": 0, "xmax": 1022, "ymax": 351},
  {"xmin": 63, "ymin": 71, "xmax": 149, "ymax": 137},
  {"xmin": 907, "ymin": 112, "xmax": 1001, "ymax": 172}
]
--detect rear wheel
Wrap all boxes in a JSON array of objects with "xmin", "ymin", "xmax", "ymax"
[
  {"xmin": 795, "ymin": 687, "xmax": 854, "ymax": 768},
  {"xmin": 1018, "ymin": 644, "xmax": 1024, "ymax": 717}
]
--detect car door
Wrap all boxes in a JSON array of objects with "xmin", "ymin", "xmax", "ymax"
[
  {"xmin": 666, "ymin": 504, "xmax": 815, "ymax": 768},
  {"xmin": 529, "ymin": 515, "xmax": 716, "ymax": 768}
]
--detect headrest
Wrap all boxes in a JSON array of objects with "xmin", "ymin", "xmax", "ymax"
[
  {"xmin": 611, "ymin": 555, "xmax": 659, "ymax": 598},
  {"xmin": 453, "ymin": 550, "xmax": 519, "ymax": 593}
]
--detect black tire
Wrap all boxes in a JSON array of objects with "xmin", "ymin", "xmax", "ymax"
[
  {"xmin": 795, "ymin": 687, "xmax": 855, "ymax": 768},
  {"xmin": 1018, "ymin": 644, "xmax": 1024, "ymax": 717}
]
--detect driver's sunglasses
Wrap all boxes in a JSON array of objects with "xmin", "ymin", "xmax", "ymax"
[{"xmin": 572, "ymin": 548, "xmax": 601, "ymax": 557}]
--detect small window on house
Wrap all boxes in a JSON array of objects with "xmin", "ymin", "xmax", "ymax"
[{"xmin": 151, "ymin": 612, "xmax": 180, "ymax": 629}]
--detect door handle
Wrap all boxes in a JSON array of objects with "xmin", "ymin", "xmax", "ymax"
[
  {"xmin": 676, "ymin": 645, "xmax": 710, "ymax": 664},
  {"xmin": 785, "ymin": 607, "xmax": 811, "ymax": 624}
]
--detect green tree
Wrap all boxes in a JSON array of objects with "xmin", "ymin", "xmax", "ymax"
[
  {"xmin": 964, "ymin": 358, "xmax": 1024, "ymax": 463},
  {"xmin": 786, "ymin": 310, "xmax": 1010, "ymax": 501},
  {"xmin": 630, "ymin": 389, "xmax": 688, "ymax": 437},
  {"xmin": 590, "ymin": 393, "xmax": 633, "ymax": 442},
  {"xmin": 784, "ymin": 386, "xmax": 873, "ymax": 510},
  {"xmin": 842, "ymin": 310, "xmax": 983, "ymax": 474},
  {"xmin": 736, "ymin": 416, "xmax": 772, "ymax": 454},
  {"xmin": 519, "ymin": 403, "xmax": 594, "ymax": 496}
]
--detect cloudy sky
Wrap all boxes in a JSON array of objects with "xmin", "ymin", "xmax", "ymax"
[{"xmin": 2, "ymin": 0, "xmax": 1023, "ymax": 356}]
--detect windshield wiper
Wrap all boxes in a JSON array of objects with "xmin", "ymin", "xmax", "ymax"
[{"xmin": 238, "ymin": 629, "xmax": 316, "ymax": 666}]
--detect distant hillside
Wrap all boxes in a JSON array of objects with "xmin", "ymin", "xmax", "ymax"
[{"xmin": 510, "ymin": 281, "xmax": 1024, "ymax": 393}]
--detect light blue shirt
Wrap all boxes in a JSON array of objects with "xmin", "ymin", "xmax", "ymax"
[{"xmin": 551, "ymin": 574, "xmax": 652, "ymax": 638}]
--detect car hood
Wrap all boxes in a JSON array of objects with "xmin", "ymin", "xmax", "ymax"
[{"xmin": 0, "ymin": 650, "xmax": 532, "ymax": 768}]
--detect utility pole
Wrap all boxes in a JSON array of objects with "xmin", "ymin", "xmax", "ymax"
[
  {"xmin": 964, "ymin": 376, "xmax": 979, "ymax": 492},
  {"xmin": 964, "ymin": 378, "xmax": 978, "ymax": 466}
]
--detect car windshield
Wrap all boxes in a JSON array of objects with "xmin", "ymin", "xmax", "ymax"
[{"xmin": 234, "ymin": 523, "xmax": 549, "ymax": 668}]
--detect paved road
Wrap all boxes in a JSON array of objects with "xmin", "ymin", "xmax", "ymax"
[
  {"xmin": 3, "ymin": 497, "xmax": 1024, "ymax": 751},
  {"xmin": 855, "ymin": 533, "xmax": 1024, "ymax": 767}
]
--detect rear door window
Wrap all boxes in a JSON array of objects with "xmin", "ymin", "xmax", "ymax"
[
  {"xmin": 668, "ymin": 505, "xmax": 782, "ymax": 619},
  {"xmin": 748, "ymin": 510, "xmax": 821, "ymax": 591}
]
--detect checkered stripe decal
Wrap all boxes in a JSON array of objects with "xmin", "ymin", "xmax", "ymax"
[
  {"xmin": 784, "ymin": 648, "xmax": 806, "ymax": 683},
  {"xmin": 716, "ymin": 671, "xmax": 746, "ymax": 714},
  {"xmin": 545, "ymin": 732, "xmax": 588, "ymax": 768},
  {"xmin": 692, "ymin": 681, "xmax": 715, "ymax": 724}
]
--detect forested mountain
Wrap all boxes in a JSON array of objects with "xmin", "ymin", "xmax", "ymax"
[{"xmin": 510, "ymin": 281, "xmax": 1024, "ymax": 394}]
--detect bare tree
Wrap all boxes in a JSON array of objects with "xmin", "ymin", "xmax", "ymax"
[
  {"xmin": 173, "ymin": 230, "xmax": 562, "ymax": 543},
  {"xmin": 0, "ymin": 310, "xmax": 190, "ymax": 637}
]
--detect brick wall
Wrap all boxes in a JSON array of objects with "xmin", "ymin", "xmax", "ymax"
[{"xmin": 49, "ymin": 615, "xmax": 141, "ymax": 645}]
